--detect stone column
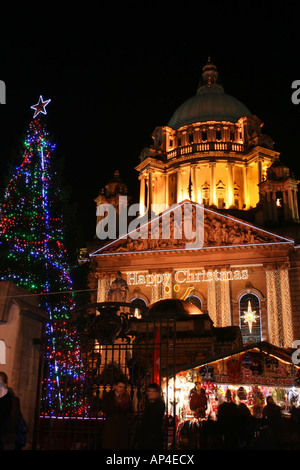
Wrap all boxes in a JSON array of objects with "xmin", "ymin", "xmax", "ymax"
[
  {"xmin": 165, "ymin": 172, "xmax": 169, "ymax": 207},
  {"xmin": 265, "ymin": 263, "xmax": 293, "ymax": 348},
  {"xmin": 206, "ymin": 267, "xmax": 232, "ymax": 327},
  {"xmin": 293, "ymin": 188, "xmax": 299, "ymax": 220},
  {"xmin": 97, "ymin": 275, "xmax": 106, "ymax": 302},
  {"xmin": 207, "ymin": 268, "xmax": 232, "ymax": 327},
  {"xmin": 194, "ymin": 166, "xmax": 200, "ymax": 203},
  {"xmin": 227, "ymin": 162, "xmax": 234, "ymax": 207},
  {"xmin": 261, "ymin": 189, "xmax": 268, "ymax": 221},
  {"xmin": 147, "ymin": 170, "xmax": 153, "ymax": 211},
  {"xmin": 139, "ymin": 176, "xmax": 146, "ymax": 216},
  {"xmin": 191, "ymin": 165, "xmax": 196, "ymax": 201},
  {"xmin": 257, "ymin": 159, "xmax": 263, "ymax": 184},
  {"xmin": 266, "ymin": 191, "xmax": 273, "ymax": 221},
  {"xmin": 280, "ymin": 266, "xmax": 294, "ymax": 347},
  {"xmin": 265, "ymin": 265, "xmax": 280, "ymax": 346},
  {"xmin": 177, "ymin": 169, "xmax": 182, "ymax": 203},
  {"xmin": 243, "ymin": 164, "xmax": 249, "ymax": 209},
  {"xmin": 209, "ymin": 162, "xmax": 216, "ymax": 206},
  {"xmin": 272, "ymin": 191, "xmax": 278, "ymax": 222},
  {"xmin": 207, "ymin": 276, "xmax": 217, "ymax": 325},
  {"xmin": 152, "ymin": 176, "xmax": 157, "ymax": 208},
  {"xmin": 149, "ymin": 271, "xmax": 161, "ymax": 303},
  {"xmin": 287, "ymin": 188, "xmax": 295, "ymax": 220},
  {"xmin": 283, "ymin": 190, "xmax": 289, "ymax": 220},
  {"xmin": 220, "ymin": 270, "xmax": 231, "ymax": 326}
]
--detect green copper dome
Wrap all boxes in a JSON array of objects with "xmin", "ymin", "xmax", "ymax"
[{"xmin": 168, "ymin": 58, "xmax": 251, "ymax": 129}]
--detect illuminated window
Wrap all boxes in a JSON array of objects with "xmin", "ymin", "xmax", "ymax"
[
  {"xmin": 239, "ymin": 293, "xmax": 261, "ymax": 344},
  {"xmin": 131, "ymin": 298, "xmax": 147, "ymax": 318}
]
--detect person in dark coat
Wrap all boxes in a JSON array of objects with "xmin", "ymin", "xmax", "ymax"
[
  {"xmin": 0, "ymin": 372, "xmax": 21, "ymax": 450},
  {"xmin": 101, "ymin": 380, "xmax": 131, "ymax": 450},
  {"xmin": 236, "ymin": 401, "xmax": 254, "ymax": 448},
  {"xmin": 262, "ymin": 395, "xmax": 283, "ymax": 448},
  {"xmin": 139, "ymin": 383, "xmax": 165, "ymax": 450},
  {"xmin": 217, "ymin": 398, "xmax": 239, "ymax": 449}
]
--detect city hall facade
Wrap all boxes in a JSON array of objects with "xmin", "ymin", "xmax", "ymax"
[{"xmin": 87, "ymin": 59, "xmax": 300, "ymax": 350}]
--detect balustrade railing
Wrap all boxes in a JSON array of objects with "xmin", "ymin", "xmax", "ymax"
[{"xmin": 167, "ymin": 141, "xmax": 244, "ymax": 159}]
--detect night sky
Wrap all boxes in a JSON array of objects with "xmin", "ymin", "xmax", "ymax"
[{"xmin": 1, "ymin": 4, "xmax": 300, "ymax": 248}]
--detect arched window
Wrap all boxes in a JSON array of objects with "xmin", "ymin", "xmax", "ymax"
[
  {"xmin": 131, "ymin": 297, "xmax": 147, "ymax": 318},
  {"xmin": 239, "ymin": 293, "xmax": 261, "ymax": 344},
  {"xmin": 186, "ymin": 295, "xmax": 202, "ymax": 311}
]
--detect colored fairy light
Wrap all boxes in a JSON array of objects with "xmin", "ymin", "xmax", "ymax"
[{"xmin": 0, "ymin": 108, "xmax": 87, "ymax": 417}]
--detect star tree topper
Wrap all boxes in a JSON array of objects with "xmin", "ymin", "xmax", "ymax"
[{"xmin": 31, "ymin": 95, "xmax": 51, "ymax": 118}]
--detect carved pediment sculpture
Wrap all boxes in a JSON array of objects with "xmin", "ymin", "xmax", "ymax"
[{"xmin": 92, "ymin": 202, "xmax": 293, "ymax": 255}]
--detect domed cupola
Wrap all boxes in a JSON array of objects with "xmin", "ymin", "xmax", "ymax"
[
  {"xmin": 168, "ymin": 57, "xmax": 251, "ymax": 128},
  {"xmin": 135, "ymin": 58, "xmax": 280, "ymax": 218}
]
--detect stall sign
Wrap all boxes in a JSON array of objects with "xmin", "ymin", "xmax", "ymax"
[{"xmin": 214, "ymin": 374, "xmax": 295, "ymax": 386}]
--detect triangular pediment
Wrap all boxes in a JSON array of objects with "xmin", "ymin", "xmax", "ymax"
[{"xmin": 90, "ymin": 200, "xmax": 294, "ymax": 256}]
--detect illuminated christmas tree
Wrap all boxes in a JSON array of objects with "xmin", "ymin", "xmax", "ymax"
[{"xmin": 0, "ymin": 96, "xmax": 86, "ymax": 416}]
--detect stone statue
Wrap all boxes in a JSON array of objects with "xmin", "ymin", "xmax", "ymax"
[{"xmin": 107, "ymin": 271, "xmax": 129, "ymax": 302}]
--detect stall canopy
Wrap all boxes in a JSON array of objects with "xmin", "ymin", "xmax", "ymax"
[
  {"xmin": 162, "ymin": 341, "xmax": 300, "ymax": 423},
  {"xmin": 172, "ymin": 341, "xmax": 300, "ymax": 387}
]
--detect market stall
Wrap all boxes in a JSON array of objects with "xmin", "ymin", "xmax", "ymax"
[{"xmin": 162, "ymin": 342, "xmax": 300, "ymax": 449}]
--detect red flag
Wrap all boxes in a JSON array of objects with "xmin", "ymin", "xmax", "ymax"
[{"xmin": 153, "ymin": 327, "xmax": 161, "ymax": 385}]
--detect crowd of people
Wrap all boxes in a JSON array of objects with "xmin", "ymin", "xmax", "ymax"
[
  {"xmin": 215, "ymin": 394, "xmax": 284, "ymax": 449},
  {"xmin": 99, "ymin": 379, "xmax": 300, "ymax": 451},
  {"xmin": 101, "ymin": 380, "xmax": 165, "ymax": 450},
  {"xmin": 2, "ymin": 371, "xmax": 300, "ymax": 450},
  {"xmin": 178, "ymin": 387, "xmax": 300, "ymax": 450}
]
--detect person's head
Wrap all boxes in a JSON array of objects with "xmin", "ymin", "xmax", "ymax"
[
  {"xmin": 114, "ymin": 380, "xmax": 126, "ymax": 395},
  {"xmin": 266, "ymin": 395, "xmax": 274, "ymax": 405},
  {"xmin": 0, "ymin": 372, "xmax": 7, "ymax": 387},
  {"xmin": 146, "ymin": 383, "xmax": 161, "ymax": 401}
]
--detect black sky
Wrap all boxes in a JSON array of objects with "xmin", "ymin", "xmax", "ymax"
[{"xmin": 0, "ymin": 3, "xmax": 300, "ymax": 246}]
